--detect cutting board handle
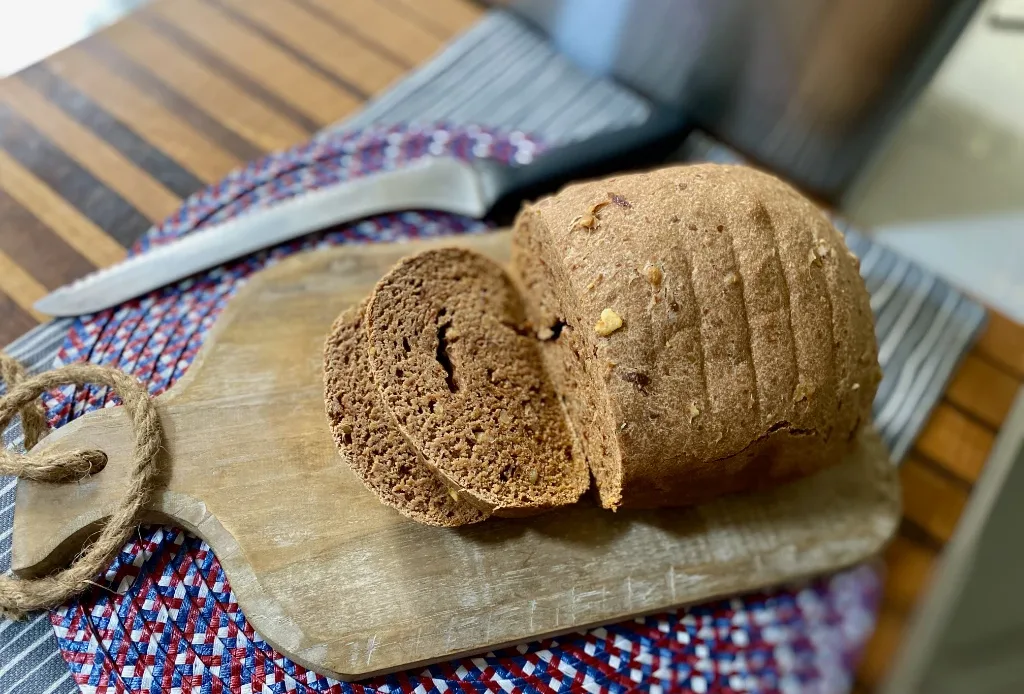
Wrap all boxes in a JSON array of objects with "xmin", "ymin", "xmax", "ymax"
[{"xmin": 0, "ymin": 361, "xmax": 166, "ymax": 614}]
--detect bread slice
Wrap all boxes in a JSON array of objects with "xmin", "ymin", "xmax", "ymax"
[
  {"xmin": 323, "ymin": 302, "xmax": 488, "ymax": 527},
  {"xmin": 365, "ymin": 248, "xmax": 589, "ymax": 516},
  {"xmin": 512, "ymin": 163, "xmax": 881, "ymax": 509}
]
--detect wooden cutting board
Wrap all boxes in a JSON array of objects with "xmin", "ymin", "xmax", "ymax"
[{"xmin": 13, "ymin": 231, "xmax": 900, "ymax": 680}]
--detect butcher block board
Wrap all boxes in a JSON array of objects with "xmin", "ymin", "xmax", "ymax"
[{"xmin": 13, "ymin": 231, "xmax": 900, "ymax": 680}]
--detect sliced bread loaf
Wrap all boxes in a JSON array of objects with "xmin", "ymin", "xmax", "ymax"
[
  {"xmin": 324, "ymin": 302, "xmax": 488, "ymax": 526},
  {"xmin": 512, "ymin": 163, "xmax": 880, "ymax": 509},
  {"xmin": 365, "ymin": 248, "xmax": 589, "ymax": 516}
]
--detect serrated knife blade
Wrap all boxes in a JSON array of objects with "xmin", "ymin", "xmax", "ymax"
[
  {"xmin": 35, "ymin": 112, "xmax": 687, "ymax": 317},
  {"xmin": 34, "ymin": 158, "xmax": 493, "ymax": 317}
]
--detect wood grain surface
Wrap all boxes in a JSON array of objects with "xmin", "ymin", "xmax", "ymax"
[
  {"xmin": 0, "ymin": 0, "xmax": 481, "ymax": 346},
  {"xmin": 13, "ymin": 233, "xmax": 900, "ymax": 680},
  {"xmin": 0, "ymin": 0, "xmax": 1021, "ymax": 689}
]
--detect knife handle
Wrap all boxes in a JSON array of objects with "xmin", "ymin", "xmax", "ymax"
[{"xmin": 486, "ymin": 107, "xmax": 691, "ymax": 224}]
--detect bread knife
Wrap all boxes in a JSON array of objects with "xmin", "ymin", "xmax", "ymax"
[{"xmin": 35, "ymin": 111, "xmax": 688, "ymax": 317}]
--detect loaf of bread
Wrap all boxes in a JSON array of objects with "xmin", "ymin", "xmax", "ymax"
[
  {"xmin": 323, "ymin": 303, "xmax": 488, "ymax": 526},
  {"xmin": 365, "ymin": 248, "xmax": 589, "ymax": 516},
  {"xmin": 511, "ymin": 163, "xmax": 880, "ymax": 509},
  {"xmin": 322, "ymin": 162, "xmax": 880, "ymax": 522}
]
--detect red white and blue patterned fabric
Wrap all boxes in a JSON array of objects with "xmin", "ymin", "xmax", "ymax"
[
  {"xmin": 53, "ymin": 526, "xmax": 880, "ymax": 694},
  {"xmin": 44, "ymin": 125, "xmax": 881, "ymax": 693}
]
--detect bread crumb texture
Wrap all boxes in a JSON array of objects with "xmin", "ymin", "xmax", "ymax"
[
  {"xmin": 365, "ymin": 248, "xmax": 589, "ymax": 516},
  {"xmin": 323, "ymin": 303, "xmax": 488, "ymax": 526}
]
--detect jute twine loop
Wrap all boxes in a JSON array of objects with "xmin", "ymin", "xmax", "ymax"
[{"xmin": 0, "ymin": 353, "xmax": 163, "ymax": 619}]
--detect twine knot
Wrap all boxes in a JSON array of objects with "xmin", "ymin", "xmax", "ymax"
[{"xmin": 0, "ymin": 353, "xmax": 163, "ymax": 619}]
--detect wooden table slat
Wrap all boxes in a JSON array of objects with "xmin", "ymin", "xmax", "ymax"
[
  {"xmin": 136, "ymin": 11, "xmax": 323, "ymax": 133},
  {"xmin": 900, "ymin": 456, "xmax": 970, "ymax": 543},
  {"xmin": 386, "ymin": 0, "xmax": 482, "ymax": 37},
  {"xmin": 0, "ymin": 293, "xmax": 42, "ymax": 346},
  {"xmin": 880, "ymin": 533, "xmax": 938, "ymax": 614},
  {"xmin": 78, "ymin": 40, "xmax": 264, "ymax": 164},
  {"xmin": 301, "ymin": 0, "xmax": 445, "ymax": 66},
  {"xmin": 0, "ymin": 150, "xmax": 126, "ymax": 268},
  {"xmin": 856, "ymin": 608, "xmax": 908, "ymax": 689},
  {"xmin": 945, "ymin": 353, "xmax": 1021, "ymax": 429},
  {"xmin": 100, "ymin": 18, "xmax": 312, "ymax": 153},
  {"xmin": 976, "ymin": 310, "xmax": 1024, "ymax": 379},
  {"xmin": 0, "ymin": 107, "xmax": 153, "ymax": 246},
  {"xmin": 217, "ymin": 0, "xmax": 406, "ymax": 97},
  {"xmin": 914, "ymin": 403, "xmax": 995, "ymax": 484},
  {"xmin": 0, "ymin": 77, "xmax": 181, "ymax": 222},
  {"xmin": 0, "ymin": 248, "xmax": 48, "ymax": 321},
  {"xmin": 147, "ymin": 0, "xmax": 362, "ymax": 126},
  {"xmin": 17, "ymin": 63, "xmax": 206, "ymax": 200},
  {"xmin": 0, "ymin": 188, "xmax": 96, "ymax": 291},
  {"xmin": 46, "ymin": 47, "xmax": 242, "ymax": 184}
]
